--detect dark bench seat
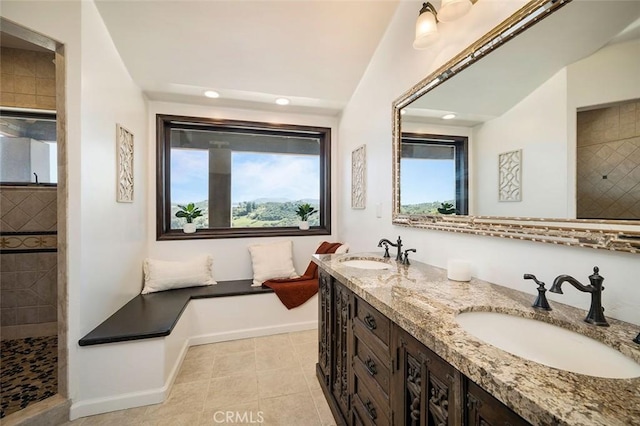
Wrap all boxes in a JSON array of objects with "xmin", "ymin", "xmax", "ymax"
[{"xmin": 79, "ymin": 279, "xmax": 272, "ymax": 346}]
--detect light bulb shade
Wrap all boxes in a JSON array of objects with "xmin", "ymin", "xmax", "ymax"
[
  {"xmin": 413, "ymin": 7, "xmax": 438, "ymax": 49},
  {"xmin": 438, "ymin": 0, "xmax": 473, "ymax": 22}
]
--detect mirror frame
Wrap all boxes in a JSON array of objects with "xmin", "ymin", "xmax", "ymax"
[{"xmin": 392, "ymin": 0, "xmax": 640, "ymax": 254}]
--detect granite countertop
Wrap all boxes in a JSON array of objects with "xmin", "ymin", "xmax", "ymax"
[{"xmin": 313, "ymin": 253, "xmax": 640, "ymax": 426}]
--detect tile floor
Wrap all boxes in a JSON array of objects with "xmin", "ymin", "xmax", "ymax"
[
  {"xmin": 1, "ymin": 335, "xmax": 58, "ymax": 418},
  {"xmin": 65, "ymin": 329, "xmax": 336, "ymax": 425}
]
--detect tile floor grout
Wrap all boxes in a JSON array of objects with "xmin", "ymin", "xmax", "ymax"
[{"xmin": 66, "ymin": 329, "xmax": 336, "ymax": 426}]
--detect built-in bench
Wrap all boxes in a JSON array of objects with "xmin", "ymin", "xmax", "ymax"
[
  {"xmin": 79, "ymin": 279, "xmax": 272, "ymax": 346},
  {"xmin": 72, "ymin": 278, "xmax": 318, "ymax": 420}
]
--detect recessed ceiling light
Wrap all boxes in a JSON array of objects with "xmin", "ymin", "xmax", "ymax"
[
  {"xmin": 204, "ymin": 90, "xmax": 220, "ymax": 98},
  {"xmin": 442, "ymin": 113, "xmax": 456, "ymax": 120},
  {"xmin": 276, "ymin": 98, "xmax": 290, "ymax": 106}
]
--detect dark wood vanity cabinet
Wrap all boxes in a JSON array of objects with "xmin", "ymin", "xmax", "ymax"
[
  {"xmin": 351, "ymin": 295, "xmax": 393, "ymax": 425},
  {"xmin": 318, "ymin": 271, "xmax": 332, "ymax": 387},
  {"xmin": 318, "ymin": 270, "xmax": 530, "ymax": 426},
  {"xmin": 393, "ymin": 327, "xmax": 463, "ymax": 426},
  {"xmin": 465, "ymin": 380, "xmax": 529, "ymax": 426},
  {"xmin": 318, "ymin": 271, "xmax": 352, "ymax": 424}
]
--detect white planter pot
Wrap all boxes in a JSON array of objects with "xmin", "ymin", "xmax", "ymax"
[
  {"xmin": 298, "ymin": 221, "xmax": 309, "ymax": 230},
  {"xmin": 183, "ymin": 223, "xmax": 197, "ymax": 233}
]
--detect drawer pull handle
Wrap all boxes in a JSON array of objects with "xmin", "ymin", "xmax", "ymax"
[
  {"xmin": 364, "ymin": 399, "xmax": 377, "ymax": 420},
  {"xmin": 364, "ymin": 314, "xmax": 377, "ymax": 330},
  {"xmin": 364, "ymin": 357, "xmax": 377, "ymax": 376}
]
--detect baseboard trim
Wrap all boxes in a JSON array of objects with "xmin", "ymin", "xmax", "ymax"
[{"xmin": 189, "ymin": 320, "xmax": 318, "ymax": 346}]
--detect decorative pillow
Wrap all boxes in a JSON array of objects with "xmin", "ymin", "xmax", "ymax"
[
  {"xmin": 248, "ymin": 240, "xmax": 299, "ymax": 286},
  {"xmin": 142, "ymin": 255, "xmax": 216, "ymax": 294}
]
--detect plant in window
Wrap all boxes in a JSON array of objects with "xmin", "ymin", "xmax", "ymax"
[
  {"xmin": 295, "ymin": 203, "xmax": 317, "ymax": 230},
  {"xmin": 437, "ymin": 202, "xmax": 456, "ymax": 215},
  {"xmin": 175, "ymin": 203, "xmax": 203, "ymax": 233}
]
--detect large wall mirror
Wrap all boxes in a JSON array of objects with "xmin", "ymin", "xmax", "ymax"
[{"xmin": 393, "ymin": 0, "xmax": 640, "ymax": 253}]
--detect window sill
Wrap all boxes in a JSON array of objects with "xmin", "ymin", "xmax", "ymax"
[{"xmin": 157, "ymin": 227, "xmax": 331, "ymax": 241}]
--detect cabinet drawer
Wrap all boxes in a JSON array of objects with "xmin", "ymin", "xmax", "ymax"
[
  {"xmin": 352, "ymin": 388, "xmax": 390, "ymax": 426},
  {"xmin": 354, "ymin": 296, "xmax": 390, "ymax": 348},
  {"xmin": 353, "ymin": 336, "xmax": 390, "ymax": 396}
]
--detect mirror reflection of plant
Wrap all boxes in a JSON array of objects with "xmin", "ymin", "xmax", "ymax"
[
  {"xmin": 437, "ymin": 202, "xmax": 457, "ymax": 215},
  {"xmin": 175, "ymin": 203, "xmax": 204, "ymax": 223},
  {"xmin": 296, "ymin": 203, "xmax": 317, "ymax": 221}
]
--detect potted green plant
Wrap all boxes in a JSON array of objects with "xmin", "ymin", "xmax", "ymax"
[
  {"xmin": 175, "ymin": 203, "xmax": 203, "ymax": 233},
  {"xmin": 437, "ymin": 202, "xmax": 457, "ymax": 215},
  {"xmin": 295, "ymin": 203, "xmax": 317, "ymax": 230}
]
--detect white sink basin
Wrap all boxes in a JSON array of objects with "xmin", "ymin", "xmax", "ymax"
[
  {"xmin": 456, "ymin": 311, "xmax": 640, "ymax": 379},
  {"xmin": 340, "ymin": 259, "xmax": 391, "ymax": 270}
]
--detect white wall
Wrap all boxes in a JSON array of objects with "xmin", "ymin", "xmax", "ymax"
[
  {"xmin": 146, "ymin": 101, "xmax": 340, "ymax": 281},
  {"xmin": 474, "ymin": 69, "xmax": 568, "ymax": 217},
  {"xmin": 338, "ymin": 0, "xmax": 640, "ymax": 325},
  {"xmin": 76, "ymin": 0, "xmax": 149, "ymax": 399},
  {"xmin": 0, "ymin": 0, "xmax": 149, "ymax": 406}
]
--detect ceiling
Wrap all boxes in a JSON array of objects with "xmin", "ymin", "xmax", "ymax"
[
  {"xmin": 94, "ymin": 0, "xmax": 400, "ymax": 116},
  {"xmin": 404, "ymin": 0, "xmax": 640, "ymax": 126}
]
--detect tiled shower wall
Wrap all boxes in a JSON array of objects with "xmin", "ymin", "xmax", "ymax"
[
  {"xmin": 576, "ymin": 100, "xmax": 640, "ymax": 220},
  {"xmin": 0, "ymin": 47, "xmax": 56, "ymax": 110},
  {"xmin": 0, "ymin": 186, "xmax": 57, "ymax": 340}
]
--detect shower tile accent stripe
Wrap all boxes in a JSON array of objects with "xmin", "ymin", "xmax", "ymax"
[{"xmin": 0, "ymin": 232, "xmax": 57, "ymax": 253}]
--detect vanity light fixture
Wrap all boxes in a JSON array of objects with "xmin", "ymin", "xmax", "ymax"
[
  {"xmin": 275, "ymin": 98, "xmax": 290, "ymax": 106},
  {"xmin": 442, "ymin": 113, "xmax": 456, "ymax": 120},
  {"xmin": 204, "ymin": 90, "xmax": 220, "ymax": 98},
  {"xmin": 413, "ymin": 0, "xmax": 475, "ymax": 49}
]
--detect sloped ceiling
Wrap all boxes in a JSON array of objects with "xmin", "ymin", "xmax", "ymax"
[{"xmin": 95, "ymin": 0, "xmax": 400, "ymax": 115}]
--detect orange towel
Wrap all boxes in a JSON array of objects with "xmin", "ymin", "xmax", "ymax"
[{"xmin": 263, "ymin": 241, "xmax": 343, "ymax": 309}]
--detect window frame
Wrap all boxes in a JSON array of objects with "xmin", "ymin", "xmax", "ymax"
[
  {"xmin": 156, "ymin": 114, "xmax": 331, "ymax": 240},
  {"xmin": 400, "ymin": 132, "xmax": 469, "ymax": 215}
]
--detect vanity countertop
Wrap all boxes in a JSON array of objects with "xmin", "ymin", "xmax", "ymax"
[{"xmin": 313, "ymin": 253, "xmax": 640, "ymax": 426}]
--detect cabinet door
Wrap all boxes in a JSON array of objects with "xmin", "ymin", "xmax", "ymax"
[
  {"xmin": 318, "ymin": 271, "xmax": 332, "ymax": 386},
  {"xmin": 466, "ymin": 380, "xmax": 530, "ymax": 426},
  {"xmin": 393, "ymin": 327, "xmax": 462, "ymax": 426},
  {"xmin": 332, "ymin": 281, "xmax": 352, "ymax": 420}
]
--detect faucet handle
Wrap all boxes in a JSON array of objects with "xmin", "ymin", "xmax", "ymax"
[
  {"xmin": 402, "ymin": 249, "xmax": 416, "ymax": 265},
  {"xmin": 523, "ymin": 273, "xmax": 552, "ymax": 311},
  {"xmin": 634, "ymin": 332, "xmax": 640, "ymax": 345},
  {"xmin": 380, "ymin": 242, "xmax": 390, "ymax": 258}
]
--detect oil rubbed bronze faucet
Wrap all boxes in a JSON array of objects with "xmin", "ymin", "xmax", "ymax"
[
  {"xmin": 377, "ymin": 236, "xmax": 403, "ymax": 261},
  {"xmin": 523, "ymin": 273, "xmax": 552, "ymax": 311},
  {"xmin": 549, "ymin": 266, "xmax": 609, "ymax": 327}
]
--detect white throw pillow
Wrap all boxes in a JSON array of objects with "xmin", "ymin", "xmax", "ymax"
[
  {"xmin": 142, "ymin": 255, "xmax": 216, "ymax": 294},
  {"xmin": 248, "ymin": 240, "xmax": 299, "ymax": 286}
]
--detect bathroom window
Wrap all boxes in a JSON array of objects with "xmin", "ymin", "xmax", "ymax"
[
  {"xmin": 156, "ymin": 114, "xmax": 331, "ymax": 240},
  {"xmin": 0, "ymin": 110, "xmax": 57, "ymax": 185},
  {"xmin": 400, "ymin": 133, "xmax": 468, "ymax": 215}
]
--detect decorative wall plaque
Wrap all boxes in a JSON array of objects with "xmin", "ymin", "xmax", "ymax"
[
  {"xmin": 351, "ymin": 145, "xmax": 366, "ymax": 209},
  {"xmin": 116, "ymin": 124, "xmax": 134, "ymax": 203},
  {"xmin": 498, "ymin": 149, "xmax": 522, "ymax": 202}
]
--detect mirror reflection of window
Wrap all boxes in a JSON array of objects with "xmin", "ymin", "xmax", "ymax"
[
  {"xmin": 0, "ymin": 110, "xmax": 57, "ymax": 184},
  {"xmin": 400, "ymin": 134, "xmax": 468, "ymax": 215}
]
